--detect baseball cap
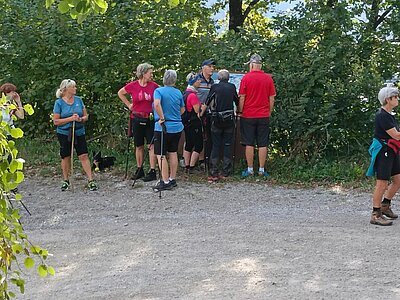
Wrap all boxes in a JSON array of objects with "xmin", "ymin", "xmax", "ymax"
[
  {"xmin": 378, "ymin": 86, "xmax": 399, "ymax": 103},
  {"xmin": 201, "ymin": 59, "xmax": 216, "ymax": 67},
  {"xmin": 246, "ymin": 54, "xmax": 262, "ymax": 64}
]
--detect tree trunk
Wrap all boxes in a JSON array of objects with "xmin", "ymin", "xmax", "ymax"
[{"xmin": 229, "ymin": 0, "xmax": 244, "ymax": 32}]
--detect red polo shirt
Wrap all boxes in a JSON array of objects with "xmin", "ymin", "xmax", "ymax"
[{"xmin": 239, "ymin": 70, "xmax": 276, "ymax": 118}]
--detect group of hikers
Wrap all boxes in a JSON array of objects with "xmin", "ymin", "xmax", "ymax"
[
  {"xmin": 1, "ymin": 53, "xmax": 400, "ymax": 226},
  {"xmin": 115, "ymin": 54, "xmax": 276, "ymax": 192}
]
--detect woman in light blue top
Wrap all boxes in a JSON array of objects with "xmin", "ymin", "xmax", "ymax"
[
  {"xmin": 53, "ymin": 79, "xmax": 97, "ymax": 191},
  {"xmin": 152, "ymin": 70, "xmax": 185, "ymax": 192}
]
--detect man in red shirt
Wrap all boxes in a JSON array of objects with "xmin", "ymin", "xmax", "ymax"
[{"xmin": 238, "ymin": 54, "xmax": 276, "ymax": 177}]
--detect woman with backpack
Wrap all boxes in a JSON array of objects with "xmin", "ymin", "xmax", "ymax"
[{"xmin": 182, "ymin": 72, "xmax": 203, "ymax": 174}]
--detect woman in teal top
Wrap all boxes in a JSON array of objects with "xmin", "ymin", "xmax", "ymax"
[{"xmin": 53, "ymin": 79, "xmax": 97, "ymax": 191}]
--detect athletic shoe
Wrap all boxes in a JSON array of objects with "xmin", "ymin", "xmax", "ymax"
[
  {"xmin": 241, "ymin": 169, "xmax": 254, "ymax": 177},
  {"xmin": 143, "ymin": 169, "xmax": 157, "ymax": 182},
  {"xmin": 207, "ymin": 176, "xmax": 219, "ymax": 183},
  {"xmin": 88, "ymin": 180, "xmax": 98, "ymax": 191},
  {"xmin": 131, "ymin": 168, "xmax": 145, "ymax": 180},
  {"xmin": 152, "ymin": 181, "xmax": 173, "ymax": 192},
  {"xmin": 170, "ymin": 179, "xmax": 177, "ymax": 188},
  {"xmin": 381, "ymin": 204, "xmax": 398, "ymax": 219},
  {"xmin": 61, "ymin": 180, "xmax": 70, "ymax": 191},
  {"xmin": 370, "ymin": 211, "xmax": 393, "ymax": 226},
  {"xmin": 258, "ymin": 171, "xmax": 270, "ymax": 177}
]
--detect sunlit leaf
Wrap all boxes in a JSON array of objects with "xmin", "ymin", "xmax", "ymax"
[
  {"xmin": 168, "ymin": 0, "xmax": 179, "ymax": 7},
  {"xmin": 58, "ymin": 1, "xmax": 70, "ymax": 14},
  {"xmin": 12, "ymin": 244, "xmax": 23, "ymax": 254},
  {"xmin": 38, "ymin": 265, "xmax": 48, "ymax": 277},
  {"xmin": 23, "ymin": 104, "xmax": 34, "ymax": 116},
  {"xmin": 15, "ymin": 171, "xmax": 24, "ymax": 184},
  {"xmin": 24, "ymin": 257, "xmax": 35, "ymax": 269},
  {"xmin": 47, "ymin": 266, "xmax": 56, "ymax": 276},
  {"xmin": 45, "ymin": 0, "xmax": 56, "ymax": 9},
  {"xmin": 10, "ymin": 128, "xmax": 23, "ymax": 139}
]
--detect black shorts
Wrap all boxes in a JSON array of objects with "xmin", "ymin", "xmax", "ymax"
[
  {"xmin": 131, "ymin": 117, "xmax": 155, "ymax": 147},
  {"xmin": 184, "ymin": 124, "xmax": 203, "ymax": 153},
  {"xmin": 57, "ymin": 133, "xmax": 88, "ymax": 159},
  {"xmin": 375, "ymin": 147, "xmax": 400, "ymax": 180},
  {"xmin": 240, "ymin": 117, "xmax": 270, "ymax": 147},
  {"xmin": 153, "ymin": 131, "xmax": 182, "ymax": 155}
]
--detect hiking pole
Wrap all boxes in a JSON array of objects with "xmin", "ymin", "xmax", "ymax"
[
  {"xmin": 70, "ymin": 120, "xmax": 75, "ymax": 193},
  {"xmin": 132, "ymin": 135, "xmax": 155, "ymax": 188},
  {"xmin": 159, "ymin": 123, "xmax": 166, "ymax": 199},
  {"xmin": 124, "ymin": 115, "xmax": 132, "ymax": 180},
  {"xmin": 124, "ymin": 136, "xmax": 131, "ymax": 179},
  {"xmin": 232, "ymin": 115, "xmax": 238, "ymax": 174}
]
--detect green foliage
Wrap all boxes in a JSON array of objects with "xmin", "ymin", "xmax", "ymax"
[
  {"xmin": 214, "ymin": 0, "xmax": 400, "ymax": 159},
  {"xmin": 0, "ymin": 94, "xmax": 54, "ymax": 299},
  {"xmin": 0, "ymin": 0, "xmax": 215, "ymax": 142}
]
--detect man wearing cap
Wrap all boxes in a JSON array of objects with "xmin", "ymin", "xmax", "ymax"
[
  {"xmin": 367, "ymin": 86, "xmax": 400, "ymax": 226},
  {"xmin": 197, "ymin": 59, "xmax": 216, "ymax": 104},
  {"xmin": 197, "ymin": 58, "xmax": 216, "ymax": 169},
  {"xmin": 238, "ymin": 54, "xmax": 276, "ymax": 178}
]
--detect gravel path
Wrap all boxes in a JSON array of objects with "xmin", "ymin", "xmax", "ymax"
[{"xmin": 16, "ymin": 173, "xmax": 400, "ymax": 300}]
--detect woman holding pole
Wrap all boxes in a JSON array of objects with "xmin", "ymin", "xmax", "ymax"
[{"xmin": 53, "ymin": 79, "xmax": 98, "ymax": 191}]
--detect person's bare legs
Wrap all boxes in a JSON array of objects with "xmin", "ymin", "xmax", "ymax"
[
  {"xmin": 384, "ymin": 174, "xmax": 400, "ymax": 200},
  {"xmin": 373, "ymin": 180, "xmax": 388, "ymax": 208},
  {"xmin": 135, "ymin": 145, "xmax": 144, "ymax": 168},
  {"xmin": 61, "ymin": 157, "xmax": 71, "ymax": 181},
  {"xmin": 258, "ymin": 147, "xmax": 267, "ymax": 169},
  {"xmin": 183, "ymin": 150, "xmax": 191, "ymax": 167},
  {"xmin": 190, "ymin": 151, "xmax": 200, "ymax": 167},
  {"xmin": 149, "ymin": 145, "xmax": 157, "ymax": 169},
  {"xmin": 157, "ymin": 155, "xmax": 169, "ymax": 182},
  {"xmin": 245, "ymin": 145, "xmax": 254, "ymax": 169},
  {"xmin": 79, "ymin": 153, "xmax": 93, "ymax": 181},
  {"xmin": 168, "ymin": 152, "xmax": 178, "ymax": 179}
]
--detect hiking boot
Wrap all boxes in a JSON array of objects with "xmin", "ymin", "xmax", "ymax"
[
  {"xmin": 241, "ymin": 169, "xmax": 254, "ymax": 177},
  {"xmin": 370, "ymin": 211, "xmax": 393, "ymax": 226},
  {"xmin": 152, "ymin": 180, "xmax": 173, "ymax": 192},
  {"xmin": 143, "ymin": 169, "xmax": 157, "ymax": 182},
  {"xmin": 188, "ymin": 167, "xmax": 199, "ymax": 175},
  {"xmin": 258, "ymin": 171, "xmax": 270, "ymax": 177},
  {"xmin": 131, "ymin": 168, "xmax": 145, "ymax": 180},
  {"xmin": 88, "ymin": 180, "xmax": 98, "ymax": 191},
  {"xmin": 61, "ymin": 180, "xmax": 70, "ymax": 191},
  {"xmin": 170, "ymin": 179, "xmax": 177, "ymax": 188},
  {"xmin": 381, "ymin": 204, "xmax": 398, "ymax": 219}
]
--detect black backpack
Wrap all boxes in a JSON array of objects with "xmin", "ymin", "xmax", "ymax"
[{"xmin": 181, "ymin": 90, "xmax": 199, "ymax": 127}]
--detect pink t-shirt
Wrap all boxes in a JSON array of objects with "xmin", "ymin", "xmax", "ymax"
[
  {"xmin": 185, "ymin": 90, "xmax": 201, "ymax": 113},
  {"xmin": 239, "ymin": 70, "xmax": 276, "ymax": 118},
  {"xmin": 124, "ymin": 80, "xmax": 159, "ymax": 117}
]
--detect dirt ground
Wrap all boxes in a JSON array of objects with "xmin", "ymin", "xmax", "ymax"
[{"xmin": 15, "ymin": 172, "xmax": 400, "ymax": 300}]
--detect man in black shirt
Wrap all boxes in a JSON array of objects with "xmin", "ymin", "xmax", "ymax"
[{"xmin": 202, "ymin": 70, "xmax": 239, "ymax": 182}]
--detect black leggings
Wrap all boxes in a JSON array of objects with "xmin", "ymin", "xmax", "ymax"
[{"xmin": 184, "ymin": 125, "xmax": 203, "ymax": 153}]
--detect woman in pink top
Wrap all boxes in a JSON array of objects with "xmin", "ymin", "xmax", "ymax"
[
  {"xmin": 182, "ymin": 73, "xmax": 203, "ymax": 174},
  {"xmin": 118, "ymin": 63, "xmax": 159, "ymax": 182}
]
